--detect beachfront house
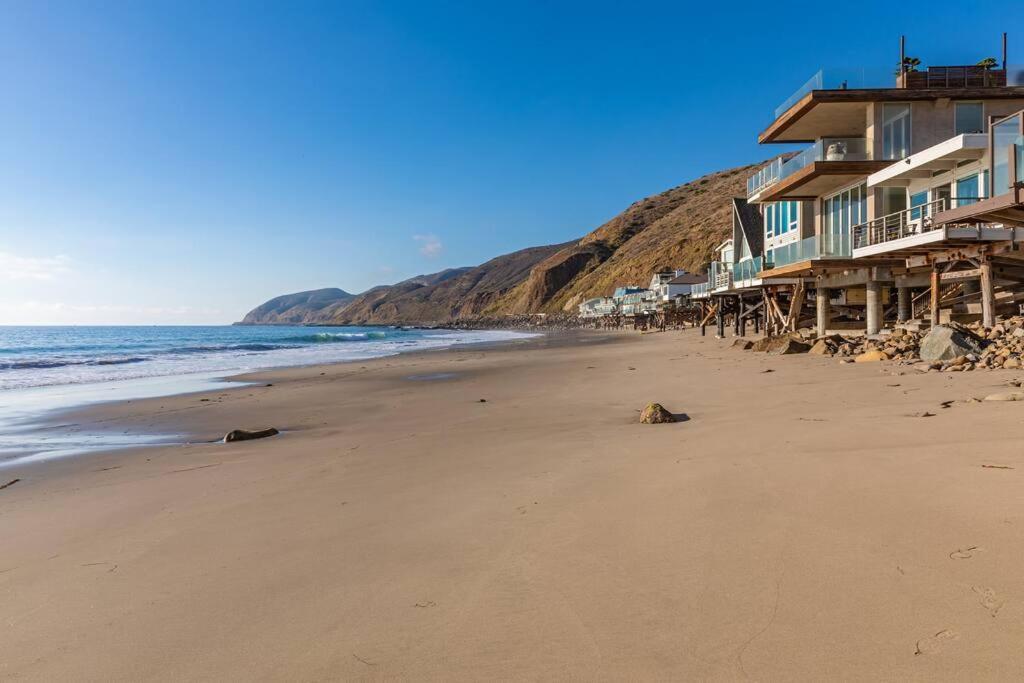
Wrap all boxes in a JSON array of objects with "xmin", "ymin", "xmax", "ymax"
[
  {"xmin": 578, "ymin": 296, "xmax": 617, "ymax": 318},
  {"xmin": 613, "ymin": 286, "xmax": 656, "ymax": 317},
  {"xmin": 649, "ymin": 269, "xmax": 706, "ymax": 306},
  {"xmin": 744, "ymin": 35, "xmax": 1024, "ymax": 335}
]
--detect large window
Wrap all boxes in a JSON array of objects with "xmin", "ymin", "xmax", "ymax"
[
  {"xmin": 954, "ymin": 102, "xmax": 984, "ymax": 136},
  {"xmin": 910, "ymin": 190, "xmax": 929, "ymax": 219},
  {"xmin": 882, "ymin": 104, "xmax": 912, "ymax": 160},
  {"xmin": 956, "ymin": 174, "xmax": 981, "ymax": 206},
  {"xmin": 764, "ymin": 201, "xmax": 799, "ymax": 239},
  {"xmin": 822, "ymin": 184, "xmax": 866, "ymax": 255}
]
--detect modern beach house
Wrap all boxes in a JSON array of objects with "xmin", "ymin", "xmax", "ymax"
[{"xmin": 698, "ymin": 35, "xmax": 1024, "ymax": 337}]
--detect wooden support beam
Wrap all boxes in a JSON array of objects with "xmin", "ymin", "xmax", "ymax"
[
  {"xmin": 785, "ymin": 282, "xmax": 806, "ymax": 332},
  {"xmin": 939, "ymin": 268, "xmax": 982, "ymax": 281},
  {"xmin": 981, "ymin": 257, "xmax": 995, "ymax": 328},
  {"xmin": 930, "ymin": 266, "xmax": 940, "ymax": 326}
]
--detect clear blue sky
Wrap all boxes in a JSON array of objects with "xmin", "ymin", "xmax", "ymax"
[{"xmin": 0, "ymin": 1, "xmax": 1015, "ymax": 324}]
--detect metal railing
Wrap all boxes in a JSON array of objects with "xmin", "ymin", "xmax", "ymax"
[
  {"xmin": 852, "ymin": 199, "xmax": 949, "ymax": 249},
  {"xmin": 709, "ymin": 261, "xmax": 732, "ymax": 290},
  {"xmin": 747, "ymin": 138, "xmax": 867, "ymax": 197}
]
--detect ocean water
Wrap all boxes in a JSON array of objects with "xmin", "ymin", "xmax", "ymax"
[
  {"xmin": 0, "ymin": 325, "xmax": 534, "ymax": 391},
  {"xmin": 0, "ymin": 325, "xmax": 536, "ymax": 466}
]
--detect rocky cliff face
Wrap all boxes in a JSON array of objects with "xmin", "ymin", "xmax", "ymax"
[{"xmin": 239, "ymin": 160, "xmax": 766, "ymax": 325}]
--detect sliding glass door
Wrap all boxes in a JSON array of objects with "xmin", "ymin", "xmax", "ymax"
[
  {"xmin": 882, "ymin": 104, "xmax": 912, "ymax": 160},
  {"xmin": 822, "ymin": 184, "xmax": 866, "ymax": 256}
]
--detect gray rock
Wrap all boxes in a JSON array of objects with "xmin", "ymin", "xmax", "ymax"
[{"xmin": 919, "ymin": 325, "xmax": 982, "ymax": 362}]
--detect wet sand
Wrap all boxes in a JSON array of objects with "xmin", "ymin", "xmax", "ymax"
[{"xmin": 3, "ymin": 329, "xmax": 1024, "ymax": 680}]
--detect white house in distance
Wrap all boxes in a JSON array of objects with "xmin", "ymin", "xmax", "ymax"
[
  {"xmin": 649, "ymin": 270, "xmax": 707, "ymax": 304},
  {"xmin": 578, "ymin": 296, "xmax": 617, "ymax": 318}
]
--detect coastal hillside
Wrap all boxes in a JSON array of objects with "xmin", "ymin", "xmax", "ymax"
[
  {"xmin": 239, "ymin": 288, "xmax": 355, "ymax": 325},
  {"xmin": 239, "ymin": 160, "xmax": 767, "ymax": 325},
  {"xmin": 490, "ymin": 163, "xmax": 761, "ymax": 314}
]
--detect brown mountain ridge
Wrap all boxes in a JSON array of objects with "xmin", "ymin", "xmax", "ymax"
[{"xmin": 237, "ymin": 160, "xmax": 766, "ymax": 325}]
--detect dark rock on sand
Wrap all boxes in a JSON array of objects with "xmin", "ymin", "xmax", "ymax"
[
  {"xmin": 639, "ymin": 403, "xmax": 675, "ymax": 424},
  {"xmin": 224, "ymin": 427, "xmax": 280, "ymax": 443}
]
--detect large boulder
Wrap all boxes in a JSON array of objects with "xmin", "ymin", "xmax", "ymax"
[
  {"xmin": 639, "ymin": 403, "xmax": 675, "ymax": 424},
  {"xmin": 855, "ymin": 349, "xmax": 889, "ymax": 363},
  {"xmin": 919, "ymin": 325, "xmax": 983, "ymax": 362},
  {"xmin": 751, "ymin": 333, "xmax": 804, "ymax": 353},
  {"xmin": 775, "ymin": 338, "xmax": 811, "ymax": 355}
]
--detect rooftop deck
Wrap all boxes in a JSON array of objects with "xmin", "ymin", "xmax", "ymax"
[{"xmin": 760, "ymin": 66, "xmax": 1024, "ymax": 144}]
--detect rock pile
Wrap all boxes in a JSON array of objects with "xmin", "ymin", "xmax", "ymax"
[{"xmin": 737, "ymin": 317, "xmax": 1024, "ymax": 371}]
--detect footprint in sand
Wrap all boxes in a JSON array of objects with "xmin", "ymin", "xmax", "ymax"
[
  {"xmin": 972, "ymin": 586, "xmax": 1004, "ymax": 617},
  {"xmin": 949, "ymin": 546, "xmax": 981, "ymax": 560},
  {"xmin": 915, "ymin": 629, "xmax": 958, "ymax": 655}
]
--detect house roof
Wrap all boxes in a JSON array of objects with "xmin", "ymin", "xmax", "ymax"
[
  {"xmin": 668, "ymin": 273, "xmax": 707, "ymax": 285},
  {"xmin": 732, "ymin": 198, "xmax": 764, "ymax": 256}
]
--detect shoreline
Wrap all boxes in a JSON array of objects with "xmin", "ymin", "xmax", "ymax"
[
  {"xmin": 0, "ymin": 328, "xmax": 554, "ymax": 469},
  {"xmin": 5, "ymin": 328, "xmax": 1024, "ymax": 679}
]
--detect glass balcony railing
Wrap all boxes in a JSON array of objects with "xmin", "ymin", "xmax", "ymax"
[
  {"xmin": 691, "ymin": 282, "xmax": 709, "ymax": 297},
  {"xmin": 747, "ymin": 158, "xmax": 782, "ymax": 196},
  {"xmin": 774, "ymin": 68, "xmax": 895, "ymax": 119},
  {"xmin": 747, "ymin": 138, "xmax": 868, "ymax": 197},
  {"xmin": 732, "ymin": 256, "xmax": 766, "ymax": 282},
  {"xmin": 774, "ymin": 66, "xmax": 1024, "ymax": 121},
  {"xmin": 768, "ymin": 234, "xmax": 851, "ymax": 269}
]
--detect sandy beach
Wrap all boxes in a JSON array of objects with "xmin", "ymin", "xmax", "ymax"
[{"xmin": 3, "ymin": 329, "xmax": 1024, "ymax": 680}]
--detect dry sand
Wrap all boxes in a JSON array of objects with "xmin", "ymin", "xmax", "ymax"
[{"xmin": 3, "ymin": 330, "xmax": 1024, "ymax": 680}]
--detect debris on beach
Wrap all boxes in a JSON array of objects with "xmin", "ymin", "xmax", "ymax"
[
  {"xmin": 0, "ymin": 478, "xmax": 21, "ymax": 491},
  {"xmin": 639, "ymin": 403, "xmax": 675, "ymax": 424},
  {"xmin": 224, "ymin": 427, "xmax": 280, "ymax": 443}
]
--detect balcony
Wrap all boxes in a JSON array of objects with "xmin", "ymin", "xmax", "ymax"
[
  {"xmin": 732, "ymin": 256, "xmax": 766, "ymax": 285},
  {"xmin": 756, "ymin": 234, "xmax": 854, "ymax": 278},
  {"xmin": 709, "ymin": 261, "xmax": 732, "ymax": 291},
  {"xmin": 867, "ymin": 134, "xmax": 988, "ymax": 188},
  {"xmin": 762, "ymin": 65, "xmax": 1024, "ymax": 144},
  {"xmin": 850, "ymin": 197, "xmax": 1024, "ymax": 259},
  {"xmin": 773, "ymin": 68, "xmax": 892, "ymax": 121},
  {"xmin": 747, "ymin": 138, "xmax": 886, "ymax": 202},
  {"xmin": 853, "ymin": 199, "xmax": 948, "ymax": 251}
]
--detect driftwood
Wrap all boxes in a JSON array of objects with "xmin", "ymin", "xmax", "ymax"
[{"xmin": 224, "ymin": 427, "xmax": 280, "ymax": 443}]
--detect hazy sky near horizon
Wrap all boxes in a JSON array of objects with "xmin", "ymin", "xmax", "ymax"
[{"xmin": 0, "ymin": 1, "xmax": 1016, "ymax": 324}]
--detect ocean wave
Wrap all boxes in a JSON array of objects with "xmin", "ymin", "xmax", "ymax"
[
  {"xmin": 166, "ymin": 343, "xmax": 293, "ymax": 354},
  {"xmin": 0, "ymin": 356, "xmax": 150, "ymax": 371},
  {"xmin": 281, "ymin": 331, "xmax": 389, "ymax": 343}
]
